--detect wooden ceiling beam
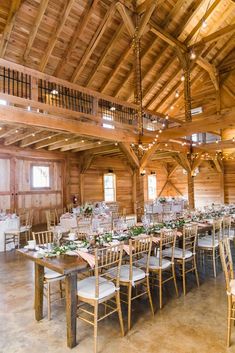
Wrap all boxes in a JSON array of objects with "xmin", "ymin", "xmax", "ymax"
[
  {"xmin": 223, "ymin": 84, "xmax": 235, "ymax": 100},
  {"xmin": 118, "ymin": 142, "xmax": 140, "ymax": 169},
  {"xmin": 60, "ymin": 140, "xmax": 100, "ymax": 152},
  {"xmin": 20, "ymin": 131, "xmax": 58, "ymax": 148},
  {"xmin": 71, "ymin": 142, "xmax": 113, "ymax": 153},
  {"xmin": 34, "ymin": 134, "xmax": 67, "ymax": 149},
  {"xmin": 116, "ymin": 2, "xmax": 135, "ymax": 37},
  {"xmin": 48, "ymin": 137, "xmax": 80, "ymax": 151},
  {"xmin": 39, "ymin": 0, "xmax": 75, "ymax": 72},
  {"xmin": 23, "ymin": 0, "xmax": 49, "ymax": 63},
  {"xmin": 71, "ymin": 3, "xmax": 116, "ymax": 83},
  {"xmin": 74, "ymin": 144, "xmax": 118, "ymax": 154},
  {"xmin": 0, "ymin": 105, "xmax": 138, "ymax": 142},
  {"xmin": 149, "ymin": 20, "xmax": 187, "ymax": 52},
  {"xmin": 4, "ymin": 129, "xmax": 39, "ymax": 145},
  {"xmin": 197, "ymin": 56, "xmax": 219, "ymax": 90},
  {"xmin": 54, "ymin": 0, "xmax": 98, "ymax": 77},
  {"xmin": 138, "ymin": 1, "xmax": 157, "ymax": 37},
  {"xmin": 190, "ymin": 24, "xmax": 235, "ymax": 49},
  {"xmin": 0, "ymin": 127, "xmax": 18, "ymax": 139},
  {"xmin": 85, "ymin": 22, "xmax": 125, "ymax": 87},
  {"xmin": 0, "ymin": 0, "xmax": 22, "ymax": 57}
]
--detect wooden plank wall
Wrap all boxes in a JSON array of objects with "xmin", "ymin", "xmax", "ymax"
[
  {"xmin": 82, "ymin": 156, "xmax": 134, "ymax": 214},
  {"xmin": 224, "ymin": 160, "xmax": 235, "ymax": 204}
]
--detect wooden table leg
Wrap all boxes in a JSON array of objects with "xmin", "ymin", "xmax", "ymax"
[
  {"xmin": 35, "ymin": 263, "xmax": 44, "ymax": 321},
  {"xmin": 65, "ymin": 272, "xmax": 77, "ymax": 348}
]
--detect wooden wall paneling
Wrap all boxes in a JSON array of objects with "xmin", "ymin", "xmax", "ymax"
[{"xmin": 0, "ymin": 158, "xmax": 12, "ymax": 210}]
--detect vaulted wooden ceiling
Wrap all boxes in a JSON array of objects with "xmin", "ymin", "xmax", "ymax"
[{"xmin": 0, "ymin": 0, "xmax": 234, "ymax": 164}]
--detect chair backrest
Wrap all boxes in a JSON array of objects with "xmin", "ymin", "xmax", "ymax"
[
  {"xmin": 212, "ymin": 218, "xmax": 222, "ymax": 242},
  {"xmin": 94, "ymin": 243, "xmax": 123, "ymax": 299},
  {"xmin": 55, "ymin": 208, "xmax": 66, "ymax": 224},
  {"xmin": 219, "ymin": 238, "xmax": 234, "ymax": 294},
  {"xmin": 128, "ymin": 236, "xmax": 152, "ymax": 281},
  {"xmin": 77, "ymin": 216, "xmax": 92, "ymax": 234},
  {"xmin": 33, "ymin": 230, "xmax": 54, "ymax": 245},
  {"xmin": 159, "ymin": 229, "xmax": 177, "ymax": 265},
  {"xmin": 223, "ymin": 216, "xmax": 231, "ymax": 239},
  {"xmin": 19, "ymin": 211, "xmax": 30, "ymax": 227},
  {"xmin": 67, "ymin": 203, "xmax": 73, "ymax": 213},
  {"xmin": 45, "ymin": 209, "xmax": 57, "ymax": 230},
  {"xmin": 182, "ymin": 224, "xmax": 198, "ymax": 256},
  {"xmin": 151, "ymin": 213, "xmax": 163, "ymax": 224},
  {"xmin": 99, "ymin": 221, "xmax": 112, "ymax": 232}
]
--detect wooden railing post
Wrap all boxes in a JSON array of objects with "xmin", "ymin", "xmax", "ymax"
[{"xmin": 31, "ymin": 77, "xmax": 38, "ymax": 102}]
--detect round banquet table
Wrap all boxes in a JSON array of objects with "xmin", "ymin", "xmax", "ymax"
[{"xmin": 0, "ymin": 216, "xmax": 20, "ymax": 252}]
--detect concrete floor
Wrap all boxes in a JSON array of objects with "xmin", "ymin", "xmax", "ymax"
[{"xmin": 0, "ymin": 251, "xmax": 233, "ymax": 353}]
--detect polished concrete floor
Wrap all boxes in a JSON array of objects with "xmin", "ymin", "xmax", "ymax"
[{"xmin": 0, "ymin": 251, "xmax": 233, "ymax": 353}]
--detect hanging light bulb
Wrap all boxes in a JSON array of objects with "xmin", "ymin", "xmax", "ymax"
[
  {"xmin": 170, "ymin": 105, "xmax": 174, "ymax": 110},
  {"xmin": 202, "ymin": 19, "xmax": 207, "ymax": 28},
  {"xmin": 181, "ymin": 74, "xmax": 185, "ymax": 82},
  {"xmin": 165, "ymin": 115, "xmax": 169, "ymax": 120},
  {"xmin": 233, "ymin": 137, "xmax": 235, "ymax": 142},
  {"xmin": 175, "ymin": 90, "xmax": 179, "ymax": 98},
  {"xmin": 190, "ymin": 50, "xmax": 196, "ymax": 60}
]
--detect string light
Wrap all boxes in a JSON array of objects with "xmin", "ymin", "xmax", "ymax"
[
  {"xmin": 110, "ymin": 106, "xmax": 116, "ymax": 111},
  {"xmin": 181, "ymin": 74, "xmax": 185, "ymax": 82},
  {"xmin": 81, "ymin": 140, "xmax": 84, "ymax": 143},
  {"xmin": 202, "ymin": 19, "xmax": 207, "ymax": 28},
  {"xmin": 175, "ymin": 90, "xmax": 179, "ymax": 98},
  {"xmin": 165, "ymin": 115, "xmax": 169, "ymax": 120},
  {"xmin": 190, "ymin": 50, "xmax": 196, "ymax": 60},
  {"xmin": 98, "ymin": 141, "xmax": 101, "ymax": 144}
]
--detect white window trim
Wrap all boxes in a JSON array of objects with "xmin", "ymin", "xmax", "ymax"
[{"xmin": 103, "ymin": 173, "xmax": 116, "ymax": 202}]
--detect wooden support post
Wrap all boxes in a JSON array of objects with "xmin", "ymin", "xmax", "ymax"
[
  {"xmin": 187, "ymin": 172, "xmax": 195, "ymax": 210},
  {"xmin": 31, "ymin": 77, "xmax": 38, "ymax": 102},
  {"xmin": 135, "ymin": 169, "xmax": 147, "ymax": 221}
]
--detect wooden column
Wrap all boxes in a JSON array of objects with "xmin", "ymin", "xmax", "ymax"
[
  {"xmin": 183, "ymin": 63, "xmax": 192, "ymax": 122},
  {"xmin": 135, "ymin": 168, "xmax": 147, "ymax": 220},
  {"xmin": 187, "ymin": 172, "xmax": 195, "ymax": 210}
]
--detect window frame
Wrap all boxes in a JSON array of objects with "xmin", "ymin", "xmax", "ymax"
[
  {"xmin": 147, "ymin": 174, "xmax": 157, "ymax": 200},
  {"xmin": 30, "ymin": 163, "xmax": 52, "ymax": 190},
  {"xmin": 103, "ymin": 173, "xmax": 116, "ymax": 203}
]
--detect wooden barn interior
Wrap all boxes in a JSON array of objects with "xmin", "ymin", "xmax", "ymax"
[{"xmin": 0, "ymin": 0, "xmax": 235, "ymax": 353}]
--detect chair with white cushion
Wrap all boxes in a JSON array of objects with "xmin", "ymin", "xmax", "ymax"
[
  {"xmin": 108, "ymin": 236, "xmax": 154, "ymax": 331},
  {"xmin": 219, "ymin": 238, "xmax": 235, "ymax": 347},
  {"xmin": 197, "ymin": 218, "xmax": 222, "ymax": 277},
  {"xmin": 4, "ymin": 212, "xmax": 30, "ymax": 251},
  {"xmin": 149, "ymin": 228, "xmax": 178, "ymax": 309},
  {"xmin": 77, "ymin": 244, "xmax": 124, "ymax": 353},
  {"xmin": 164, "ymin": 224, "xmax": 199, "ymax": 295},
  {"xmin": 33, "ymin": 231, "xmax": 65, "ymax": 320}
]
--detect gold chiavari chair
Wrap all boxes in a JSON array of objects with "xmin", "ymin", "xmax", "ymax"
[
  {"xmin": 45, "ymin": 209, "xmax": 57, "ymax": 231},
  {"xmin": 125, "ymin": 214, "xmax": 137, "ymax": 228},
  {"xmin": 55, "ymin": 207, "xmax": 66, "ymax": 225},
  {"xmin": 197, "ymin": 219, "xmax": 222, "ymax": 277},
  {"xmin": 4, "ymin": 212, "xmax": 30, "ymax": 251},
  {"xmin": 151, "ymin": 213, "xmax": 163, "ymax": 224},
  {"xmin": 169, "ymin": 224, "xmax": 199, "ymax": 295},
  {"xmin": 148, "ymin": 229, "xmax": 178, "ymax": 308},
  {"xmin": 77, "ymin": 244, "xmax": 124, "ymax": 353},
  {"xmin": 108, "ymin": 236, "xmax": 154, "ymax": 331},
  {"xmin": 223, "ymin": 216, "xmax": 235, "ymax": 243},
  {"xmin": 219, "ymin": 238, "xmax": 235, "ymax": 347},
  {"xmin": 66, "ymin": 203, "xmax": 73, "ymax": 213},
  {"xmin": 32, "ymin": 231, "xmax": 65, "ymax": 320},
  {"xmin": 77, "ymin": 215, "xmax": 92, "ymax": 233}
]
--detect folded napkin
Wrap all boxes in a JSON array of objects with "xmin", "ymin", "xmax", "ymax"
[{"xmin": 74, "ymin": 250, "xmax": 95, "ymax": 268}]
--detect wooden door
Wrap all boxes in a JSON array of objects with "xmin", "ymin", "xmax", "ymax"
[{"xmin": 0, "ymin": 157, "xmax": 15, "ymax": 211}]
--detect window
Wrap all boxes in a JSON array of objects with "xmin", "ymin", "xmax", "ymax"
[
  {"xmin": 31, "ymin": 165, "xmax": 50, "ymax": 188},
  {"xmin": 192, "ymin": 134, "xmax": 198, "ymax": 142},
  {"xmin": 102, "ymin": 114, "xmax": 114, "ymax": 129},
  {"xmin": 104, "ymin": 173, "xmax": 116, "ymax": 202},
  {"xmin": 148, "ymin": 174, "xmax": 157, "ymax": 200}
]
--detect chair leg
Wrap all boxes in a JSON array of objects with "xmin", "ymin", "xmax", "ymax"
[
  {"xmin": 146, "ymin": 276, "xmax": 154, "ymax": 316},
  {"xmin": 127, "ymin": 284, "xmax": 132, "ymax": 331},
  {"xmin": 227, "ymin": 295, "xmax": 232, "ymax": 347},
  {"xmin": 172, "ymin": 264, "xmax": 179, "ymax": 297},
  {"xmin": 212, "ymin": 248, "xmax": 217, "ymax": 278},
  {"xmin": 47, "ymin": 282, "xmax": 51, "ymax": 320},
  {"xmin": 194, "ymin": 256, "xmax": 200, "ymax": 287},
  {"xmin": 159, "ymin": 270, "xmax": 163, "ymax": 309},
  {"xmin": 182, "ymin": 261, "xmax": 186, "ymax": 296},
  {"xmin": 116, "ymin": 291, "xmax": 125, "ymax": 336},
  {"xmin": 94, "ymin": 301, "xmax": 98, "ymax": 353}
]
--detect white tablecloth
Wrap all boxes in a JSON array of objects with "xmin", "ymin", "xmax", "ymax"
[{"xmin": 0, "ymin": 217, "xmax": 20, "ymax": 252}]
